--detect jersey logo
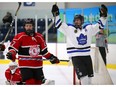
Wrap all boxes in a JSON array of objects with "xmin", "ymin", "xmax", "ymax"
[
  {"xmin": 77, "ymin": 33, "xmax": 87, "ymax": 45},
  {"xmin": 29, "ymin": 45, "xmax": 40, "ymax": 57}
]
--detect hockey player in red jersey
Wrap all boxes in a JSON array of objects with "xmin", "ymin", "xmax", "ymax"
[
  {"xmin": 6, "ymin": 19, "xmax": 60, "ymax": 85},
  {"xmin": 51, "ymin": 4, "xmax": 108, "ymax": 85},
  {"xmin": 5, "ymin": 62, "xmax": 23, "ymax": 85}
]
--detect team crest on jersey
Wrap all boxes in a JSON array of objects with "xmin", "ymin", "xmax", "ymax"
[
  {"xmin": 77, "ymin": 33, "xmax": 87, "ymax": 45},
  {"xmin": 74, "ymin": 29, "xmax": 78, "ymax": 33},
  {"xmin": 29, "ymin": 45, "xmax": 40, "ymax": 57}
]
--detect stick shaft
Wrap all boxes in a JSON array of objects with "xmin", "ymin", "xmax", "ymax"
[{"xmin": 1, "ymin": 3, "xmax": 22, "ymax": 44}]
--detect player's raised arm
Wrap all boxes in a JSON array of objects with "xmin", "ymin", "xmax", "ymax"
[
  {"xmin": 98, "ymin": 4, "xmax": 108, "ymax": 29},
  {"xmin": 87, "ymin": 4, "xmax": 108, "ymax": 36},
  {"xmin": 51, "ymin": 4, "xmax": 70, "ymax": 35}
]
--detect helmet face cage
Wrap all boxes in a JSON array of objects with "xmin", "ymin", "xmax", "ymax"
[{"xmin": 73, "ymin": 15, "xmax": 84, "ymax": 24}]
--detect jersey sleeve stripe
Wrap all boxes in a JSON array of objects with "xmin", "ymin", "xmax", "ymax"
[
  {"xmin": 56, "ymin": 19, "xmax": 62, "ymax": 28},
  {"xmin": 98, "ymin": 20, "xmax": 104, "ymax": 28},
  {"xmin": 56, "ymin": 19, "xmax": 61, "ymax": 25},
  {"xmin": 41, "ymin": 47, "xmax": 48, "ymax": 55},
  {"xmin": 9, "ymin": 46, "xmax": 18, "ymax": 52},
  {"xmin": 56, "ymin": 22, "xmax": 62, "ymax": 29}
]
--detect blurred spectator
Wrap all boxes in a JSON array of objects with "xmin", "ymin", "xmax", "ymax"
[
  {"xmin": 2, "ymin": 12, "xmax": 13, "ymax": 27},
  {"xmin": 96, "ymin": 29, "xmax": 108, "ymax": 65}
]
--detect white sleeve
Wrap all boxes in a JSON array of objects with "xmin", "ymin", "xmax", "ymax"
[
  {"xmin": 55, "ymin": 16, "xmax": 69, "ymax": 36},
  {"xmin": 87, "ymin": 17, "xmax": 107, "ymax": 36}
]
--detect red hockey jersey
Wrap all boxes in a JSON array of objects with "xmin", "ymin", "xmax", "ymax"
[
  {"xmin": 9, "ymin": 32, "xmax": 51, "ymax": 68},
  {"xmin": 5, "ymin": 68, "xmax": 22, "ymax": 84}
]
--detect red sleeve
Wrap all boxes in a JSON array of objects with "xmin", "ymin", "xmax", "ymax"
[
  {"xmin": 9, "ymin": 34, "xmax": 21, "ymax": 52},
  {"xmin": 5, "ymin": 69, "xmax": 11, "ymax": 81},
  {"xmin": 37, "ymin": 34, "xmax": 51, "ymax": 59},
  {"xmin": 8, "ymin": 34, "xmax": 22, "ymax": 61}
]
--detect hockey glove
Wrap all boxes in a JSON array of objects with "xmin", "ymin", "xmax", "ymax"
[
  {"xmin": 99, "ymin": 4, "xmax": 108, "ymax": 17},
  {"xmin": 6, "ymin": 51, "xmax": 16, "ymax": 61},
  {"xmin": 0, "ymin": 44, "xmax": 6, "ymax": 51},
  {"xmin": 49, "ymin": 54, "xmax": 60, "ymax": 64},
  {"xmin": 6, "ymin": 52, "xmax": 13, "ymax": 60},
  {"xmin": 51, "ymin": 4, "xmax": 59, "ymax": 17}
]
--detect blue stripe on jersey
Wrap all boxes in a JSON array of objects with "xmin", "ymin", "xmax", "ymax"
[
  {"xmin": 67, "ymin": 23, "xmax": 75, "ymax": 27},
  {"xmin": 56, "ymin": 19, "xmax": 61, "ymax": 25},
  {"xmin": 67, "ymin": 49, "xmax": 90, "ymax": 53},
  {"xmin": 98, "ymin": 20, "xmax": 104, "ymax": 27}
]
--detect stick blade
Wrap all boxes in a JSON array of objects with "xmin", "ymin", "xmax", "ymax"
[{"xmin": 18, "ymin": 2, "xmax": 22, "ymax": 6}]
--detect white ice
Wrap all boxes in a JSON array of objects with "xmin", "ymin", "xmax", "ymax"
[{"xmin": 0, "ymin": 64, "xmax": 116, "ymax": 85}]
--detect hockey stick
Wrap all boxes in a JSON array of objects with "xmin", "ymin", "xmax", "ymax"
[
  {"xmin": 44, "ymin": 59, "xmax": 69, "ymax": 62},
  {"xmin": 42, "ymin": 20, "xmax": 54, "ymax": 35},
  {"xmin": 42, "ymin": 3, "xmax": 58, "ymax": 35},
  {"xmin": 1, "ymin": 2, "xmax": 22, "ymax": 44},
  {"xmin": 42, "ymin": 3, "xmax": 57, "ymax": 35},
  {"xmin": 19, "ymin": 58, "xmax": 69, "ymax": 62}
]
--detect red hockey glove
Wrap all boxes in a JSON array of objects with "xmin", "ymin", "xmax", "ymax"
[
  {"xmin": 0, "ymin": 44, "xmax": 6, "ymax": 51},
  {"xmin": 49, "ymin": 54, "xmax": 60, "ymax": 64}
]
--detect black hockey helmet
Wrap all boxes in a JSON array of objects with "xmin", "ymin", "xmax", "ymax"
[
  {"xmin": 23, "ymin": 18, "xmax": 35, "ymax": 27},
  {"xmin": 23, "ymin": 19, "xmax": 35, "ymax": 36},
  {"xmin": 73, "ymin": 14, "xmax": 84, "ymax": 24}
]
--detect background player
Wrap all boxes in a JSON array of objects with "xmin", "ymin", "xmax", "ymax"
[
  {"xmin": 96, "ymin": 29, "xmax": 108, "ymax": 65},
  {"xmin": 5, "ymin": 62, "xmax": 23, "ymax": 85}
]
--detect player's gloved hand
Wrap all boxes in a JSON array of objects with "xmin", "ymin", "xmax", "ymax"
[
  {"xmin": 6, "ymin": 51, "xmax": 16, "ymax": 61},
  {"xmin": 99, "ymin": 4, "xmax": 108, "ymax": 17},
  {"xmin": 6, "ymin": 52, "xmax": 13, "ymax": 60},
  {"xmin": 0, "ymin": 44, "xmax": 6, "ymax": 51},
  {"xmin": 49, "ymin": 54, "xmax": 60, "ymax": 64},
  {"xmin": 51, "ymin": 4, "xmax": 59, "ymax": 17}
]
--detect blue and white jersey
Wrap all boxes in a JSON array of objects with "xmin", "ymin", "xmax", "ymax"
[{"xmin": 55, "ymin": 16, "xmax": 107, "ymax": 57}]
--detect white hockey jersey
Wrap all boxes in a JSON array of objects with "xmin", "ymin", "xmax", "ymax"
[{"xmin": 55, "ymin": 16, "xmax": 107, "ymax": 57}]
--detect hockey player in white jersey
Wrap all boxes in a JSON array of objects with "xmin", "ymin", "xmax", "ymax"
[{"xmin": 51, "ymin": 4, "xmax": 108, "ymax": 85}]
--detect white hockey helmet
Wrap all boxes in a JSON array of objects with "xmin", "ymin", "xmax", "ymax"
[
  {"xmin": 9, "ymin": 62, "xmax": 18, "ymax": 74},
  {"xmin": 9, "ymin": 62, "xmax": 18, "ymax": 67}
]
